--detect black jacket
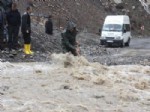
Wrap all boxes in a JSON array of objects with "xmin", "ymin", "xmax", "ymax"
[
  {"xmin": 0, "ymin": 8, "xmax": 5, "ymax": 27},
  {"xmin": 6, "ymin": 9, "xmax": 21, "ymax": 26},
  {"xmin": 21, "ymin": 12, "xmax": 31, "ymax": 33},
  {"xmin": 45, "ymin": 18, "xmax": 53, "ymax": 35}
]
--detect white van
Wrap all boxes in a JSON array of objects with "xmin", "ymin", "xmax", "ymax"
[{"xmin": 100, "ymin": 15, "xmax": 131, "ymax": 47}]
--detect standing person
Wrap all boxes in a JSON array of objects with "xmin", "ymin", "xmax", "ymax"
[
  {"xmin": 140, "ymin": 24, "xmax": 144, "ymax": 37},
  {"xmin": 61, "ymin": 21, "xmax": 80, "ymax": 56},
  {"xmin": 0, "ymin": 7, "xmax": 5, "ymax": 50},
  {"xmin": 45, "ymin": 15, "xmax": 53, "ymax": 35},
  {"xmin": 21, "ymin": 6, "xmax": 33, "ymax": 55},
  {"xmin": 6, "ymin": 2, "xmax": 21, "ymax": 51}
]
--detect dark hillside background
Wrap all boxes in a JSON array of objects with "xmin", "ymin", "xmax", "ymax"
[{"xmin": 18, "ymin": 0, "xmax": 150, "ymax": 35}]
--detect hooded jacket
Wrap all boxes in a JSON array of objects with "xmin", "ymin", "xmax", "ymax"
[
  {"xmin": 62, "ymin": 29, "xmax": 77, "ymax": 51},
  {"xmin": 45, "ymin": 18, "xmax": 53, "ymax": 35}
]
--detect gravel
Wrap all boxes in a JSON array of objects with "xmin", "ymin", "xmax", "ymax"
[{"xmin": 0, "ymin": 23, "xmax": 149, "ymax": 66}]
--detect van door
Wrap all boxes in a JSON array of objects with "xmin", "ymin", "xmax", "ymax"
[{"xmin": 123, "ymin": 24, "xmax": 130, "ymax": 43}]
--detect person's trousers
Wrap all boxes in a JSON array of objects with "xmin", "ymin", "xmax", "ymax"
[
  {"xmin": 63, "ymin": 45, "xmax": 77, "ymax": 56},
  {"xmin": 0, "ymin": 25, "xmax": 4, "ymax": 50},
  {"xmin": 8, "ymin": 26, "xmax": 20, "ymax": 50},
  {"xmin": 22, "ymin": 32, "xmax": 31, "ymax": 44}
]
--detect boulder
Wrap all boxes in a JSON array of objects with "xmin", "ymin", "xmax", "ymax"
[{"xmin": 114, "ymin": 0, "xmax": 122, "ymax": 4}]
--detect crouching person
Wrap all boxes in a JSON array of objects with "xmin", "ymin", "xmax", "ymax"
[
  {"xmin": 21, "ymin": 6, "xmax": 33, "ymax": 55},
  {"xmin": 61, "ymin": 22, "xmax": 80, "ymax": 56}
]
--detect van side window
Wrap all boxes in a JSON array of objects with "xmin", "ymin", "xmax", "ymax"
[
  {"xmin": 123, "ymin": 24, "xmax": 130, "ymax": 31},
  {"xmin": 126, "ymin": 24, "xmax": 130, "ymax": 31},
  {"xmin": 123, "ymin": 24, "xmax": 126, "ymax": 31}
]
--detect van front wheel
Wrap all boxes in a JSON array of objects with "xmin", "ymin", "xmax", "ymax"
[
  {"xmin": 120, "ymin": 40, "xmax": 125, "ymax": 48},
  {"xmin": 125, "ymin": 38, "xmax": 130, "ymax": 47}
]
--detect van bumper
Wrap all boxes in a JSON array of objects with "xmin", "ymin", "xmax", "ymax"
[{"xmin": 100, "ymin": 39, "xmax": 123, "ymax": 46}]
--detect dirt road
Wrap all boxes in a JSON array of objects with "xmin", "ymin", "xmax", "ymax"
[
  {"xmin": 80, "ymin": 34, "xmax": 150, "ymax": 65},
  {"xmin": 112, "ymin": 37, "xmax": 150, "ymax": 57}
]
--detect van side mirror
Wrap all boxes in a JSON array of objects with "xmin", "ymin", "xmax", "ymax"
[
  {"xmin": 98, "ymin": 28, "xmax": 101, "ymax": 35},
  {"xmin": 99, "ymin": 28, "xmax": 101, "ymax": 32},
  {"xmin": 123, "ymin": 29, "xmax": 126, "ymax": 33}
]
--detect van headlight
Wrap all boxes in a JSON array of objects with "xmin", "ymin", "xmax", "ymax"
[
  {"xmin": 116, "ymin": 36, "xmax": 121, "ymax": 40},
  {"xmin": 101, "ymin": 36, "xmax": 106, "ymax": 39}
]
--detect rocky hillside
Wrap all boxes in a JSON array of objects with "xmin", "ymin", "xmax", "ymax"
[{"xmin": 17, "ymin": 0, "xmax": 150, "ymax": 35}]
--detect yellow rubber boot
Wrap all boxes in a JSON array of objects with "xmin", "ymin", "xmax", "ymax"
[
  {"xmin": 27, "ymin": 44, "xmax": 34, "ymax": 55},
  {"xmin": 24, "ymin": 44, "xmax": 30, "ymax": 54}
]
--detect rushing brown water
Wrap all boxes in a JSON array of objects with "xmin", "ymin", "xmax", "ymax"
[{"xmin": 0, "ymin": 53, "xmax": 150, "ymax": 112}]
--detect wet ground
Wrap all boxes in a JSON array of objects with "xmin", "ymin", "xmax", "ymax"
[
  {"xmin": 0, "ymin": 27, "xmax": 149, "ymax": 66},
  {"xmin": 79, "ymin": 33, "xmax": 150, "ymax": 66}
]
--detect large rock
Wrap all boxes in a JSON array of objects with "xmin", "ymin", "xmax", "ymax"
[
  {"xmin": 115, "ymin": 3, "xmax": 125, "ymax": 9},
  {"xmin": 114, "ymin": 0, "xmax": 122, "ymax": 4}
]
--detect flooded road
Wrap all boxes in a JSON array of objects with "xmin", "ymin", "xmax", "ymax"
[
  {"xmin": 0, "ymin": 34, "xmax": 149, "ymax": 111},
  {"xmin": 0, "ymin": 54, "xmax": 150, "ymax": 112}
]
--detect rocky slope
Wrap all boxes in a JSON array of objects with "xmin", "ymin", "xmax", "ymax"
[{"xmin": 18, "ymin": 0, "xmax": 150, "ymax": 35}]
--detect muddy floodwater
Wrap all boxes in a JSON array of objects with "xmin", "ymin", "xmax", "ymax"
[{"xmin": 0, "ymin": 54, "xmax": 150, "ymax": 112}]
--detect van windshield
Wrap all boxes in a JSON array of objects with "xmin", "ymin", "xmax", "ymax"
[{"xmin": 102, "ymin": 24, "xmax": 122, "ymax": 32}]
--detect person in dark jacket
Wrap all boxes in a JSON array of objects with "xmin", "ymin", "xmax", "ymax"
[
  {"xmin": 6, "ymin": 2, "xmax": 21, "ymax": 51},
  {"xmin": 61, "ymin": 21, "xmax": 80, "ymax": 56},
  {"xmin": 21, "ymin": 6, "xmax": 33, "ymax": 55},
  {"xmin": 45, "ymin": 15, "xmax": 53, "ymax": 35},
  {"xmin": 0, "ymin": 7, "xmax": 5, "ymax": 50}
]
